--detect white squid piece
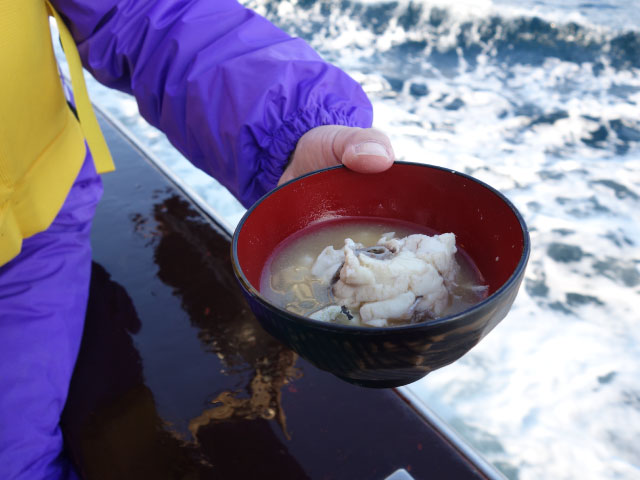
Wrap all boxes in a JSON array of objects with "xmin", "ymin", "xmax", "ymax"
[{"xmin": 311, "ymin": 232, "xmax": 459, "ymax": 326}]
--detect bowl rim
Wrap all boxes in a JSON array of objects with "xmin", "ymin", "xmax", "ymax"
[{"xmin": 231, "ymin": 161, "xmax": 530, "ymax": 334}]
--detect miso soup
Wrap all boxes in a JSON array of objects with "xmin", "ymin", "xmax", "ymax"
[{"xmin": 260, "ymin": 217, "xmax": 487, "ymax": 327}]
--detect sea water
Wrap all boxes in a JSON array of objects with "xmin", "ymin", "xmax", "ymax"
[{"xmin": 68, "ymin": 0, "xmax": 640, "ymax": 478}]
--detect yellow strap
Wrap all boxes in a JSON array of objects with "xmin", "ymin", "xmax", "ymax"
[{"xmin": 46, "ymin": 1, "xmax": 115, "ymax": 173}]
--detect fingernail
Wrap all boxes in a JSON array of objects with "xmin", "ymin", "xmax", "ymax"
[{"xmin": 353, "ymin": 142, "xmax": 389, "ymax": 158}]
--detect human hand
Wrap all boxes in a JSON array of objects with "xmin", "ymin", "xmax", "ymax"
[{"xmin": 278, "ymin": 125, "xmax": 395, "ymax": 185}]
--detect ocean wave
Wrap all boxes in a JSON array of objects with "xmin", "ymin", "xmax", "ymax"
[
  {"xmin": 245, "ymin": 0, "xmax": 640, "ymax": 162},
  {"xmin": 246, "ymin": 0, "xmax": 640, "ymax": 70}
]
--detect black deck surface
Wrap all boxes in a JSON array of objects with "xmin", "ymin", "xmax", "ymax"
[{"xmin": 60, "ymin": 112, "xmax": 491, "ymax": 480}]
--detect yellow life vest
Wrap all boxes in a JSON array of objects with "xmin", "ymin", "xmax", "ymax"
[{"xmin": 0, "ymin": 0, "xmax": 114, "ymax": 266}]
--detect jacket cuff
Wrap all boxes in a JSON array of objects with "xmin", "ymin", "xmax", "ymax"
[{"xmin": 244, "ymin": 105, "xmax": 373, "ymax": 208}]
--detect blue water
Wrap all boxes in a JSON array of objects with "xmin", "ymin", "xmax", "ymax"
[{"xmin": 69, "ymin": 1, "xmax": 640, "ymax": 478}]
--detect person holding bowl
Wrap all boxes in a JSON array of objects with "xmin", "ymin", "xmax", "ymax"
[{"xmin": 0, "ymin": 0, "xmax": 394, "ymax": 478}]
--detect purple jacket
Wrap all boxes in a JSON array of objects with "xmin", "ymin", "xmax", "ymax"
[{"xmin": 53, "ymin": 0, "xmax": 374, "ymax": 207}]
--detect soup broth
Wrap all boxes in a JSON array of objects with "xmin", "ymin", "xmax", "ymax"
[{"xmin": 260, "ymin": 217, "xmax": 487, "ymax": 327}]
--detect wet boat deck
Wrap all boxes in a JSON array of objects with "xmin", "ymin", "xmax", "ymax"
[{"xmin": 60, "ymin": 111, "xmax": 496, "ymax": 479}]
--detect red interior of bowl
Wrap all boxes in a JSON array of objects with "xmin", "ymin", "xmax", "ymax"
[{"xmin": 235, "ymin": 163, "xmax": 526, "ymax": 297}]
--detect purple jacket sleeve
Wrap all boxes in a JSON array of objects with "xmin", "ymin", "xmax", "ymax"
[{"xmin": 52, "ymin": 0, "xmax": 374, "ymax": 207}]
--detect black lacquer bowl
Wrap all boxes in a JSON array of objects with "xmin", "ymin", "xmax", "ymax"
[{"xmin": 231, "ymin": 162, "xmax": 530, "ymax": 388}]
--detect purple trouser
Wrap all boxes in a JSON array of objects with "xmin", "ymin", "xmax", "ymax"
[{"xmin": 0, "ymin": 153, "xmax": 102, "ymax": 480}]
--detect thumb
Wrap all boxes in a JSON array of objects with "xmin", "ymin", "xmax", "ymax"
[
  {"xmin": 278, "ymin": 125, "xmax": 395, "ymax": 185},
  {"xmin": 333, "ymin": 126, "xmax": 395, "ymax": 174}
]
